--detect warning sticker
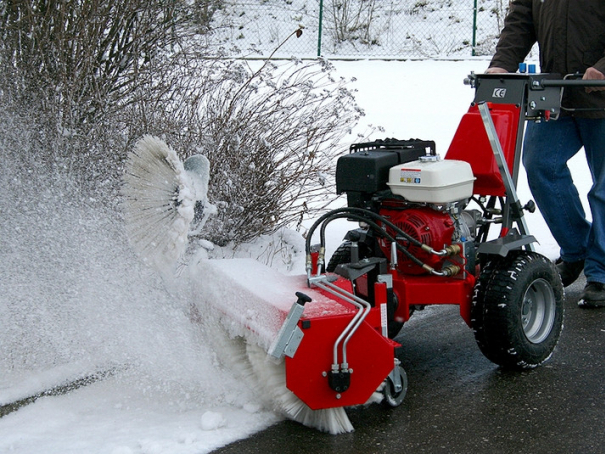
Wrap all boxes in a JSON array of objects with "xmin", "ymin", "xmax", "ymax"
[{"xmin": 399, "ymin": 168, "xmax": 421, "ymax": 184}]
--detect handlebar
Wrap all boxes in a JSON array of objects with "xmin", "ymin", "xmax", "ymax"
[
  {"xmin": 465, "ymin": 72, "xmax": 605, "ymax": 119},
  {"xmin": 466, "ymin": 72, "xmax": 605, "ymax": 89},
  {"xmin": 536, "ymin": 79, "xmax": 605, "ymax": 88}
]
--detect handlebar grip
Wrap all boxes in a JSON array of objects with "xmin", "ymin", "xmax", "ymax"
[{"xmin": 537, "ymin": 72, "xmax": 605, "ymax": 88}]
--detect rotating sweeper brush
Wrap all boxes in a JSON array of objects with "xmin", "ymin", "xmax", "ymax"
[
  {"xmin": 122, "ymin": 73, "xmax": 605, "ymax": 433},
  {"xmin": 121, "ymin": 135, "xmax": 212, "ymax": 270},
  {"xmin": 121, "ymin": 135, "xmax": 376, "ymax": 433}
]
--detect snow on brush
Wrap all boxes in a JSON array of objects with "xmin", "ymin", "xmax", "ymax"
[
  {"xmin": 0, "ymin": 60, "xmax": 589, "ymax": 453},
  {"xmin": 121, "ymin": 135, "xmax": 196, "ymax": 272}
]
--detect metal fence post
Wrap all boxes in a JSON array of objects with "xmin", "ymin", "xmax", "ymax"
[
  {"xmin": 317, "ymin": 0, "xmax": 324, "ymax": 57},
  {"xmin": 472, "ymin": 0, "xmax": 478, "ymax": 56}
]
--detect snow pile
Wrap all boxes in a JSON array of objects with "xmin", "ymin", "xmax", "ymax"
[{"xmin": 201, "ymin": 411, "xmax": 228, "ymax": 431}]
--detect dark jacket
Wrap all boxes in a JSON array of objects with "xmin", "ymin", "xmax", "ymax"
[{"xmin": 489, "ymin": 0, "xmax": 605, "ymax": 118}]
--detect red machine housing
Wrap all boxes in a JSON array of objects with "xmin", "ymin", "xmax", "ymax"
[
  {"xmin": 445, "ymin": 102, "xmax": 522, "ymax": 196},
  {"xmin": 284, "ymin": 279, "xmax": 399, "ymax": 410},
  {"xmin": 348, "ymin": 102, "xmax": 525, "ymax": 329}
]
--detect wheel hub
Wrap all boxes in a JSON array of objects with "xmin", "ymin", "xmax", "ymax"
[{"xmin": 521, "ymin": 278, "xmax": 556, "ymax": 344}]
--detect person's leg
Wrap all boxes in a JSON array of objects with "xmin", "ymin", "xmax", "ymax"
[
  {"xmin": 522, "ymin": 118, "xmax": 591, "ymax": 263},
  {"xmin": 577, "ymin": 118, "xmax": 605, "ymax": 286}
]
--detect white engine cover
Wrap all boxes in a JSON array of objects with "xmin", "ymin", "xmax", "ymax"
[{"xmin": 387, "ymin": 157, "xmax": 475, "ymax": 204}]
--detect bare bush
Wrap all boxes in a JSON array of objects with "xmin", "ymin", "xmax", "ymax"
[
  {"xmin": 1, "ymin": 3, "xmax": 364, "ymax": 246},
  {"xmin": 0, "ymin": 0, "xmax": 203, "ymax": 205},
  {"xmin": 125, "ymin": 31, "xmax": 364, "ymax": 246},
  {"xmin": 198, "ymin": 60, "xmax": 362, "ymax": 245},
  {"xmin": 0, "ymin": 1, "xmax": 183, "ymax": 127},
  {"xmin": 327, "ymin": 0, "xmax": 379, "ymax": 45}
]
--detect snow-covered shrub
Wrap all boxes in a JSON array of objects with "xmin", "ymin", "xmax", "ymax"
[
  {"xmin": 126, "ymin": 33, "xmax": 364, "ymax": 246},
  {"xmin": 1, "ymin": 2, "xmax": 363, "ymax": 246}
]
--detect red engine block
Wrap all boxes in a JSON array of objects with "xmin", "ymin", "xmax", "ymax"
[{"xmin": 378, "ymin": 206, "xmax": 455, "ymax": 275}]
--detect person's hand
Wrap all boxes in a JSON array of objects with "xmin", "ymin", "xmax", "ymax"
[
  {"xmin": 485, "ymin": 67, "xmax": 509, "ymax": 74},
  {"xmin": 583, "ymin": 67, "xmax": 605, "ymax": 93}
]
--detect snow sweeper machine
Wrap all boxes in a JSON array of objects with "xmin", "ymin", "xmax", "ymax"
[
  {"xmin": 267, "ymin": 72, "xmax": 576, "ymax": 413},
  {"xmin": 123, "ymin": 73, "xmax": 605, "ymax": 433}
]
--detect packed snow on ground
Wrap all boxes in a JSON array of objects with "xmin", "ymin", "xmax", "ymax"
[{"xmin": 0, "ymin": 59, "xmax": 592, "ymax": 454}]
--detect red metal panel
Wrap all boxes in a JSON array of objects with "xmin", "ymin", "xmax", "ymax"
[
  {"xmin": 445, "ymin": 103, "xmax": 521, "ymax": 197},
  {"xmin": 392, "ymin": 274, "xmax": 476, "ymax": 327},
  {"xmin": 285, "ymin": 308, "xmax": 398, "ymax": 410}
]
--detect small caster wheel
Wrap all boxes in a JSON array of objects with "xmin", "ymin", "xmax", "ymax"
[{"xmin": 383, "ymin": 364, "xmax": 408, "ymax": 408}]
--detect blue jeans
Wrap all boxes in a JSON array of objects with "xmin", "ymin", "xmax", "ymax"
[{"xmin": 523, "ymin": 117, "xmax": 605, "ymax": 284}]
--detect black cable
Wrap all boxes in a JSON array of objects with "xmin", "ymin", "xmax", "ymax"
[{"xmin": 306, "ymin": 206, "xmax": 425, "ymax": 255}]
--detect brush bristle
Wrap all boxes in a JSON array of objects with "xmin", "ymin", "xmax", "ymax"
[
  {"xmin": 245, "ymin": 343, "xmax": 354, "ymax": 434},
  {"xmin": 121, "ymin": 135, "xmax": 195, "ymax": 270}
]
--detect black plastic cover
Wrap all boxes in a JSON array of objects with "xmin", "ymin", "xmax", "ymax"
[{"xmin": 336, "ymin": 138, "xmax": 436, "ymax": 195}]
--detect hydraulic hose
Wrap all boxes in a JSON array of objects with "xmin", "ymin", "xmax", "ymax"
[
  {"xmin": 306, "ymin": 206, "xmax": 425, "ymax": 255},
  {"xmin": 305, "ymin": 207, "xmax": 450, "ymax": 276}
]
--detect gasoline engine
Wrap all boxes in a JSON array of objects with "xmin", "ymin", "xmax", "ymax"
[{"xmin": 332, "ymin": 139, "xmax": 481, "ymax": 274}]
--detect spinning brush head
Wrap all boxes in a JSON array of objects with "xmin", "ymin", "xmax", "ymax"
[{"xmin": 121, "ymin": 135, "xmax": 195, "ymax": 270}]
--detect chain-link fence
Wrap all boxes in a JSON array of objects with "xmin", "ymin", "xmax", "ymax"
[{"xmin": 208, "ymin": 0, "xmax": 516, "ymax": 59}]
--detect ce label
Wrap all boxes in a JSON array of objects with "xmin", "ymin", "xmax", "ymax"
[{"xmin": 492, "ymin": 88, "xmax": 507, "ymax": 98}]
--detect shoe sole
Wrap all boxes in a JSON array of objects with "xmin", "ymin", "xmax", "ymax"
[{"xmin": 578, "ymin": 299, "xmax": 605, "ymax": 308}]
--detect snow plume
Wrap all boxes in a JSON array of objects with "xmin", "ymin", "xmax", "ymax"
[
  {"xmin": 0, "ymin": 139, "xmax": 277, "ymax": 452},
  {"xmin": 1, "ymin": 149, "xmax": 212, "ymax": 392},
  {"xmin": 0, "ymin": 121, "xmax": 355, "ymax": 452}
]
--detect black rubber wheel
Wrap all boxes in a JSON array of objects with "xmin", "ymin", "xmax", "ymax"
[
  {"xmin": 382, "ymin": 365, "xmax": 408, "ymax": 408},
  {"xmin": 471, "ymin": 251, "xmax": 564, "ymax": 369},
  {"xmin": 471, "ymin": 257, "xmax": 500, "ymax": 356},
  {"xmin": 326, "ymin": 241, "xmax": 356, "ymax": 272}
]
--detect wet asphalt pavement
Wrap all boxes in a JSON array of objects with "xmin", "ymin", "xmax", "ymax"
[{"xmin": 211, "ymin": 276, "xmax": 605, "ymax": 454}]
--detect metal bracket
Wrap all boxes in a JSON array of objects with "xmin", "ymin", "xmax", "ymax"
[
  {"xmin": 477, "ymin": 229, "xmax": 537, "ymax": 257},
  {"xmin": 268, "ymin": 297, "xmax": 307, "ymax": 360},
  {"xmin": 478, "ymin": 102, "xmax": 535, "ymax": 252},
  {"xmin": 334, "ymin": 257, "xmax": 383, "ymax": 281},
  {"xmin": 388, "ymin": 359, "xmax": 404, "ymax": 394}
]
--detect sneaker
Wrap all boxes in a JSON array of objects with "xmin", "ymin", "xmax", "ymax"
[
  {"xmin": 578, "ymin": 282, "xmax": 605, "ymax": 308},
  {"xmin": 555, "ymin": 258, "xmax": 584, "ymax": 287}
]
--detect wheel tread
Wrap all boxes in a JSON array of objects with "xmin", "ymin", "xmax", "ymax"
[{"xmin": 471, "ymin": 252, "xmax": 564, "ymax": 369}]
